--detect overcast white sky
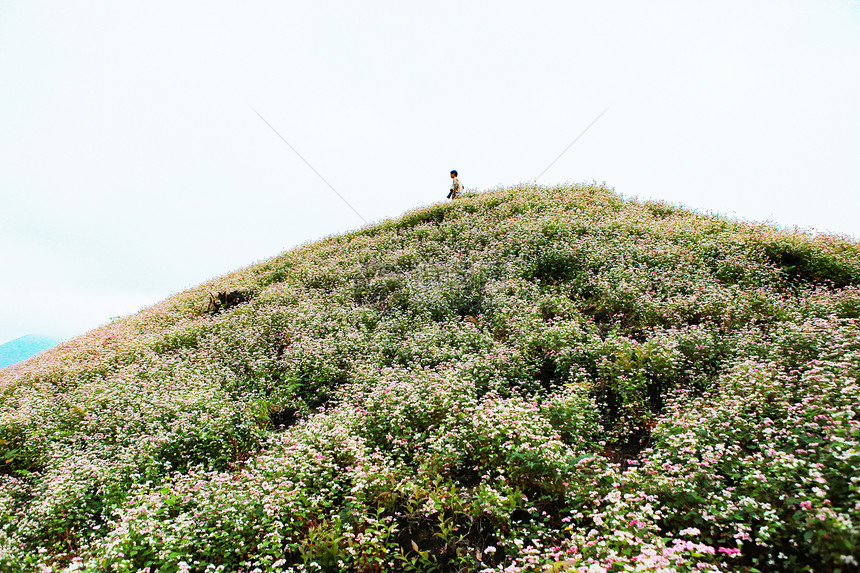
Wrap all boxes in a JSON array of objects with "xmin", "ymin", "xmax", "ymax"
[{"xmin": 2, "ymin": 1, "xmax": 860, "ymax": 345}]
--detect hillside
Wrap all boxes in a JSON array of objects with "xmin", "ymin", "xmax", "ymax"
[{"xmin": 1, "ymin": 183, "xmax": 859, "ymax": 572}]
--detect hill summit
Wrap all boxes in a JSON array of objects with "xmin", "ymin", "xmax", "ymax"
[{"xmin": 2, "ymin": 184, "xmax": 859, "ymax": 572}]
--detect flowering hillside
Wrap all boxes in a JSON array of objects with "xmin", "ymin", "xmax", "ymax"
[{"xmin": 2, "ymin": 184, "xmax": 859, "ymax": 573}]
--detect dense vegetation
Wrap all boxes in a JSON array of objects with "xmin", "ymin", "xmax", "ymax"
[{"xmin": 2, "ymin": 184, "xmax": 859, "ymax": 572}]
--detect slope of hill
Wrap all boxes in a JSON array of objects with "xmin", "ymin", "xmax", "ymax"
[
  {"xmin": 0, "ymin": 335, "xmax": 60, "ymax": 369},
  {"xmin": 1, "ymin": 184, "xmax": 859, "ymax": 572}
]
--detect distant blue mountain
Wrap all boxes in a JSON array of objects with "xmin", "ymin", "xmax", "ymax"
[{"xmin": 0, "ymin": 335, "xmax": 61, "ymax": 369}]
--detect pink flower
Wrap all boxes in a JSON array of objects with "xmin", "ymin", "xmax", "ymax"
[
  {"xmin": 800, "ymin": 501, "xmax": 812, "ymax": 509},
  {"xmin": 718, "ymin": 547, "xmax": 741, "ymax": 555}
]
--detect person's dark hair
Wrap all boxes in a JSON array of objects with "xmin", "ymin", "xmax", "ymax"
[{"xmin": 450, "ymin": 170, "xmax": 458, "ymax": 176}]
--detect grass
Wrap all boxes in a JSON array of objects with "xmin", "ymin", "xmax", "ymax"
[{"xmin": 1, "ymin": 183, "xmax": 859, "ymax": 572}]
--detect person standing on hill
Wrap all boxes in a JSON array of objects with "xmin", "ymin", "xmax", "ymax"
[{"xmin": 447, "ymin": 170, "xmax": 462, "ymax": 199}]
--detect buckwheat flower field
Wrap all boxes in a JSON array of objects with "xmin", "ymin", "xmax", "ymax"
[{"xmin": 1, "ymin": 184, "xmax": 858, "ymax": 572}]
